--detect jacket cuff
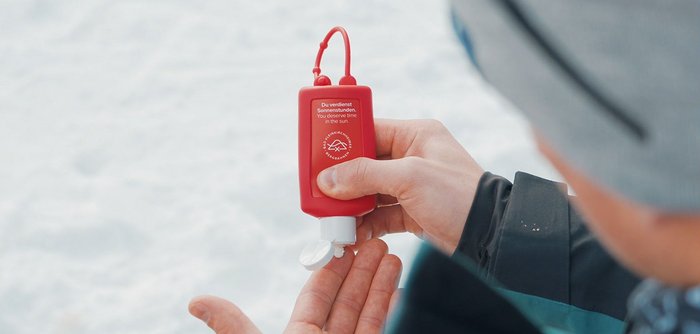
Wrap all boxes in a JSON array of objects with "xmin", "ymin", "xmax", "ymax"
[
  {"xmin": 453, "ymin": 171, "xmax": 512, "ymax": 267},
  {"xmin": 454, "ymin": 171, "xmax": 571, "ymax": 303},
  {"xmin": 490, "ymin": 172, "xmax": 570, "ymax": 302}
]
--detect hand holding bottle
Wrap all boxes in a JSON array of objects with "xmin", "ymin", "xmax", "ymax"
[{"xmin": 317, "ymin": 119, "xmax": 484, "ymax": 254}]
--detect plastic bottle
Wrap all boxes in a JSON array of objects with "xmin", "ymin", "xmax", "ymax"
[{"xmin": 298, "ymin": 26, "xmax": 376, "ymax": 270}]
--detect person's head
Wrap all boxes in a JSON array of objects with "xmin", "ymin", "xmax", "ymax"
[
  {"xmin": 451, "ymin": 0, "xmax": 700, "ymax": 286},
  {"xmin": 536, "ymin": 136, "xmax": 700, "ymax": 287}
]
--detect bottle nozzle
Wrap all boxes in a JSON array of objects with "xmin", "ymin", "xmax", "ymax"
[{"xmin": 299, "ymin": 216, "xmax": 356, "ymax": 271}]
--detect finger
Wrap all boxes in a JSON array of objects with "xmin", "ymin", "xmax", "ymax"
[
  {"xmin": 374, "ymin": 118, "xmax": 448, "ymax": 158},
  {"xmin": 353, "ymin": 205, "xmax": 413, "ymax": 251},
  {"xmin": 324, "ymin": 239, "xmax": 389, "ymax": 333},
  {"xmin": 317, "ymin": 156, "xmax": 423, "ymax": 200},
  {"xmin": 389, "ymin": 288, "xmax": 402, "ymax": 314},
  {"xmin": 286, "ymin": 250, "xmax": 355, "ymax": 330},
  {"xmin": 374, "ymin": 119, "xmax": 417, "ymax": 158},
  {"xmin": 374, "ymin": 119, "xmax": 403, "ymax": 158},
  {"xmin": 358, "ymin": 204, "xmax": 414, "ymax": 240},
  {"xmin": 354, "ymin": 254, "xmax": 402, "ymax": 334},
  {"xmin": 189, "ymin": 295, "xmax": 261, "ymax": 334}
]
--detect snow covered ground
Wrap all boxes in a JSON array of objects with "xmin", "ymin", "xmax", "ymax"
[{"xmin": 0, "ymin": 0, "xmax": 559, "ymax": 333}]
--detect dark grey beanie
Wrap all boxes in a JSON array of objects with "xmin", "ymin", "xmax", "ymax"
[{"xmin": 451, "ymin": 0, "xmax": 700, "ymax": 211}]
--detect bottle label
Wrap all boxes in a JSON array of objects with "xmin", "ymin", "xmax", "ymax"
[{"xmin": 311, "ymin": 98, "xmax": 363, "ymax": 197}]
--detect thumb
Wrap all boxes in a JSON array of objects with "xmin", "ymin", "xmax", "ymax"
[
  {"xmin": 317, "ymin": 157, "xmax": 413, "ymax": 200},
  {"xmin": 189, "ymin": 295, "xmax": 261, "ymax": 334}
]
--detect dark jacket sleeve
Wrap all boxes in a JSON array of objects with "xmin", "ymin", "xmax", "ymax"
[{"xmin": 454, "ymin": 171, "xmax": 640, "ymax": 320}]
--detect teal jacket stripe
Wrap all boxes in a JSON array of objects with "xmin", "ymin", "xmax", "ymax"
[
  {"xmin": 498, "ymin": 288, "xmax": 624, "ymax": 334},
  {"xmin": 387, "ymin": 243, "xmax": 626, "ymax": 333}
]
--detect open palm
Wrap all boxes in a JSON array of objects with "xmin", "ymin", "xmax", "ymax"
[{"xmin": 189, "ymin": 239, "xmax": 402, "ymax": 334}]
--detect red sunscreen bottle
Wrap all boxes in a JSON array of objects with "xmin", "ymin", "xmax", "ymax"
[{"xmin": 298, "ymin": 26, "xmax": 376, "ymax": 270}]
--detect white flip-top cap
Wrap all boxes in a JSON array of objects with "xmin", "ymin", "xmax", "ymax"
[{"xmin": 299, "ymin": 216, "xmax": 356, "ymax": 271}]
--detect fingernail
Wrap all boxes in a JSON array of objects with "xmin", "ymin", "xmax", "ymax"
[
  {"xmin": 318, "ymin": 168, "xmax": 337, "ymax": 190},
  {"xmin": 190, "ymin": 303, "xmax": 210, "ymax": 323}
]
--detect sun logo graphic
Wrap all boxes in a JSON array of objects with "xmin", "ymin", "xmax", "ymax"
[{"xmin": 323, "ymin": 131, "xmax": 352, "ymax": 160}]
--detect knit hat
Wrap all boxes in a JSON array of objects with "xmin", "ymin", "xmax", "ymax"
[{"xmin": 451, "ymin": 0, "xmax": 700, "ymax": 211}]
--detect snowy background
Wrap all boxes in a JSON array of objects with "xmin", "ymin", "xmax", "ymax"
[{"xmin": 0, "ymin": 0, "xmax": 559, "ymax": 333}]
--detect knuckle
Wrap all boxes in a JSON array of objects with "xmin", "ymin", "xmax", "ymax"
[
  {"xmin": 300, "ymin": 288, "xmax": 334, "ymax": 306},
  {"xmin": 357, "ymin": 157, "xmax": 372, "ymax": 179},
  {"xmin": 358, "ymin": 313, "xmax": 385, "ymax": 330},
  {"xmin": 353, "ymin": 262, "xmax": 380, "ymax": 277},
  {"xmin": 345, "ymin": 157, "xmax": 371, "ymax": 183},
  {"xmin": 368, "ymin": 287, "xmax": 394, "ymax": 299},
  {"xmin": 421, "ymin": 119, "xmax": 446, "ymax": 133},
  {"xmin": 334, "ymin": 295, "xmax": 364, "ymax": 314}
]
